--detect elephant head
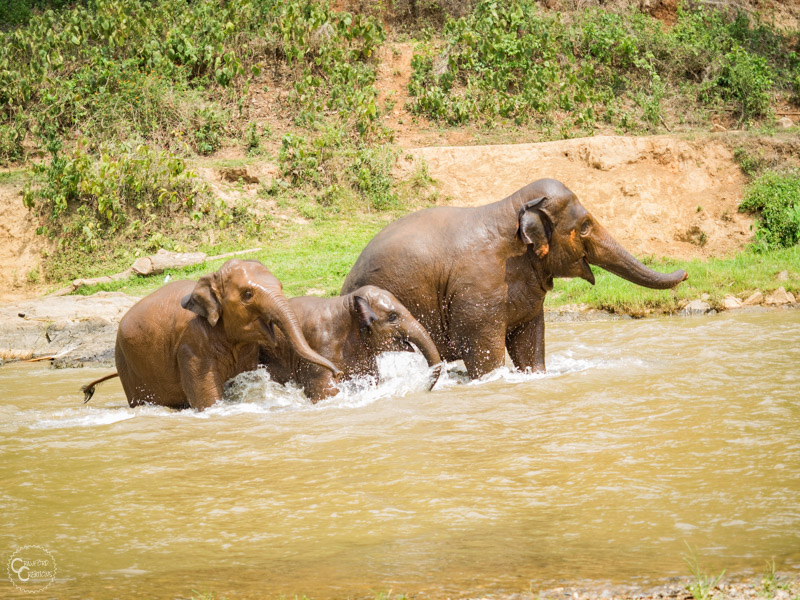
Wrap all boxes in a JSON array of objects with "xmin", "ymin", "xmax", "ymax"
[
  {"xmin": 516, "ymin": 179, "xmax": 688, "ymax": 289},
  {"xmin": 182, "ymin": 259, "xmax": 342, "ymax": 378},
  {"xmin": 350, "ymin": 286, "xmax": 442, "ymax": 369}
]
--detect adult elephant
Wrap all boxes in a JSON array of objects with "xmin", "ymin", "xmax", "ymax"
[
  {"xmin": 342, "ymin": 178, "xmax": 688, "ymax": 378},
  {"xmin": 82, "ymin": 259, "xmax": 342, "ymax": 410},
  {"xmin": 262, "ymin": 285, "xmax": 442, "ymax": 401}
]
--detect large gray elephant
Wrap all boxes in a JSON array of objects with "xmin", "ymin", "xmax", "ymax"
[
  {"xmin": 261, "ymin": 285, "xmax": 442, "ymax": 401},
  {"xmin": 342, "ymin": 178, "xmax": 688, "ymax": 378},
  {"xmin": 82, "ymin": 259, "xmax": 342, "ymax": 410}
]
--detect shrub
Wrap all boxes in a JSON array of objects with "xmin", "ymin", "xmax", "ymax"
[
  {"xmin": 23, "ymin": 141, "xmax": 214, "ymax": 253},
  {"xmin": 739, "ymin": 171, "xmax": 800, "ymax": 250},
  {"xmin": 407, "ymin": 1, "xmax": 795, "ymax": 129}
]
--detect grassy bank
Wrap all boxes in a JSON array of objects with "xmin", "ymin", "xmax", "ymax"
[
  {"xmin": 76, "ymin": 215, "xmax": 799, "ymax": 315},
  {"xmin": 548, "ymin": 245, "xmax": 800, "ymax": 315}
]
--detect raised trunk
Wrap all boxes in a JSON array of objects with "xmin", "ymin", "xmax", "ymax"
[
  {"xmin": 269, "ymin": 296, "xmax": 343, "ymax": 378},
  {"xmin": 586, "ymin": 224, "xmax": 688, "ymax": 290}
]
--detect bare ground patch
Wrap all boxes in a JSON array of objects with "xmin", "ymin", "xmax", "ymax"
[{"xmin": 398, "ymin": 134, "xmax": 753, "ymax": 260}]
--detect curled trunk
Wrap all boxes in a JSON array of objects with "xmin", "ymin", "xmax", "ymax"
[
  {"xmin": 269, "ymin": 295, "xmax": 343, "ymax": 378},
  {"xmin": 406, "ymin": 320, "xmax": 442, "ymax": 367},
  {"xmin": 406, "ymin": 320, "xmax": 443, "ymax": 390},
  {"xmin": 586, "ymin": 224, "xmax": 688, "ymax": 290}
]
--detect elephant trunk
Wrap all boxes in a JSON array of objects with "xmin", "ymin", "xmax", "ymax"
[
  {"xmin": 405, "ymin": 319, "xmax": 442, "ymax": 367},
  {"xmin": 586, "ymin": 224, "xmax": 688, "ymax": 290},
  {"xmin": 405, "ymin": 319, "xmax": 443, "ymax": 391},
  {"xmin": 268, "ymin": 294, "xmax": 343, "ymax": 378}
]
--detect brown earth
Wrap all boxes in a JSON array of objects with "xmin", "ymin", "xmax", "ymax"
[
  {"xmin": 397, "ymin": 134, "xmax": 753, "ymax": 260},
  {"xmin": 0, "ymin": 174, "xmax": 47, "ymax": 301}
]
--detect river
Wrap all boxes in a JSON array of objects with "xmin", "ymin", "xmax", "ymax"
[{"xmin": 2, "ymin": 310, "xmax": 799, "ymax": 598}]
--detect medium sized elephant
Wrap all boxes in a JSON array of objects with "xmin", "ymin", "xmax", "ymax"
[
  {"xmin": 82, "ymin": 259, "xmax": 342, "ymax": 410},
  {"xmin": 261, "ymin": 285, "xmax": 443, "ymax": 401}
]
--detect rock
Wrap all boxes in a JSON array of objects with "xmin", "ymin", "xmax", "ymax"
[
  {"xmin": 710, "ymin": 123, "xmax": 727, "ymax": 132},
  {"xmin": 220, "ymin": 167, "xmax": 259, "ymax": 184},
  {"xmin": 777, "ymin": 270, "xmax": 789, "ymax": 281},
  {"xmin": 723, "ymin": 295, "xmax": 743, "ymax": 309},
  {"xmin": 743, "ymin": 290, "xmax": 763, "ymax": 306},
  {"xmin": 700, "ymin": 293, "xmax": 710, "ymax": 301},
  {"xmin": 681, "ymin": 299, "xmax": 711, "ymax": 315},
  {"xmin": 777, "ymin": 116, "xmax": 794, "ymax": 129},
  {"xmin": 0, "ymin": 292, "xmax": 138, "ymax": 365},
  {"xmin": 765, "ymin": 286, "xmax": 794, "ymax": 305}
]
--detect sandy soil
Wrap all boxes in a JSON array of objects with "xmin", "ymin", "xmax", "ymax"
[
  {"xmin": 397, "ymin": 134, "xmax": 753, "ymax": 260},
  {"xmin": 0, "ymin": 174, "xmax": 47, "ymax": 301}
]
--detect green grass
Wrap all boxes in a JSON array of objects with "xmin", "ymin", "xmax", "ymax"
[
  {"xmin": 76, "ymin": 218, "xmax": 799, "ymax": 314},
  {"xmin": 76, "ymin": 214, "xmax": 391, "ymax": 299},
  {"xmin": 547, "ymin": 246, "xmax": 800, "ymax": 315}
]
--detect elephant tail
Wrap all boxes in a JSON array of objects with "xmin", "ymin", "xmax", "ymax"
[{"xmin": 81, "ymin": 372, "xmax": 119, "ymax": 404}]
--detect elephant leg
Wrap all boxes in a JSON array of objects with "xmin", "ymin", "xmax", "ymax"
[
  {"xmin": 177, "ymin": 349, "xmax": 224, "ymax": 411},
  {"xmin": 506, "ymin": 310, "xmax": 546, "ymax": 373},
  {"xmin": 449, "ymin": 298, "xmax": 508, "ymax": 378},
  {"xmin": 303, "ymin": 371, "xmax": 339, "ymax": 404},
  {"xmin": 453, "ymin": 323, "xmax": 507, "ymax": 379}
]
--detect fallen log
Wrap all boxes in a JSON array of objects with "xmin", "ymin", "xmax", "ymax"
[{"xmin": 49, "ymin": 247, "xmax": 262, "ymax": 296}]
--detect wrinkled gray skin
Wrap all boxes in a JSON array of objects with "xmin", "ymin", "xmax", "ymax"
[
  {"xmin": 82, "ymin": 259, "xmax": 342, "ymax": 410},
  {"xmin": 261, "ymin": 285, "xmax": 443, "ymax": 401},
  {"xmin": 342, "ymin": 179, "xmax": 688, "ymax": 378}
]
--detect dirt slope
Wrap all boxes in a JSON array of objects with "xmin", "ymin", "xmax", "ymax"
[
  {"xmin": 398, "ymin": 135, "xmax": 752, "ymax": 260},
  {"xmin": 0, "ymin": 178, "xmax": 46, "ymax": 301}
]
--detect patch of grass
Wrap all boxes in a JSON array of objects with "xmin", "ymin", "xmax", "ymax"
[
  {"xmin": 76, "ymin": 214, "xmax": 390, "ymax": 299},
  {"xmin": 683, "ymin": 543, "xmax": 725, "ymax": 600},
  {"xmin": 546, "ymin": 246, "xmax": 800, "ymax": 315}
]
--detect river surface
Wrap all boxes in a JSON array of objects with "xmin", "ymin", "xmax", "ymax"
[{"xmin": 1, "ymin": 310, "xmax": 799, "ymax": 599}]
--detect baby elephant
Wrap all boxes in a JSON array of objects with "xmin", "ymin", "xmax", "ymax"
[
  {"xmin": 262, "ymin": 285, "xmax": 443, "ymax": 401},
  {"xmin": 82, "ymin": 259, "xmax": 342, "ymax": 411}
]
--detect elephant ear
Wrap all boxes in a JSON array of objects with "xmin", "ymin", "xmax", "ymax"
[
  {"xmin": 518, "ymin": 196, "xmax": 552, "ymax": 259},
  {"xmin": 181, "ymin": 273, "xmax": 222, "ymax": 326},
  {"xmin": 353, "ymin": 295, "xmax": 378, "ymax": 331}
]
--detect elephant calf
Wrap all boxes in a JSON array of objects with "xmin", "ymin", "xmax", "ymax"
[
  {"xmin": 260, "ymin": 285, "xmax": 443, "ymax": 402},
  {"xmin": 82, "ymin": 259, "xmax": 342, "ymax": 411}
]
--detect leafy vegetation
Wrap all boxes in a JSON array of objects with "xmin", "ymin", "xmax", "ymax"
[
  {"xmin": 739, "ymin": 170, "xmax": 800, "ymax": 250},
  {"xmin": 407, "ymin": 0, "xmax": 797, "ymax": 130},
  {"xmin": 0, "ymin": 0, "xmax": 386, "ymax": 162}
]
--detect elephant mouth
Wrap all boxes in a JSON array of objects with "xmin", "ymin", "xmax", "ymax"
[
  {"xmin": 400, "ymin": 339, "xmax": 417, "ymax": 353},
  {"xmin": 579, "ymin": 256, "xmax": 595, "ymax": 285},
  {"xmin": 258, "ymin": 318, "xmax": 278, "ymax": 343}
]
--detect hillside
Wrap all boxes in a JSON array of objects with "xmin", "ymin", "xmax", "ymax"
[{"xmin": 0, "ymin": 0, "xmax": 799, "ymax": 307}]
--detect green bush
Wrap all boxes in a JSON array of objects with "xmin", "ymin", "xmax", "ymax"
[
  {"xmin": 739, "ymin": 171, "xmax": 800, "ymax": 249},
  {"xmin": 407, "ymin": 1, "xmax": 796, "ymax": 129},
  {"xmin": 0, "ymin": 0, "xmax": 387, "ymax": 162},
  {"xmin": 23, "ymin": 141, "xmax": 214, "ymax": 253}
]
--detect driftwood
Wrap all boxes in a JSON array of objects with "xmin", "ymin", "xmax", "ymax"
[{"xmin": 49, "ymin": 247, "xmax": 262, "ymax": 296}]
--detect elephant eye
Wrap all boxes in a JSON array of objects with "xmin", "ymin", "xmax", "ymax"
[
  {"xmin": 580, "ymin": 219, "xmax": 592, "ymax": 236},
  {"xmin": 241, "ymin": 289, "xmax": 254, "ymax": 302},
  {"xmin": 387, "ymin": 312, "xmax": 399, "ymax": 323}
]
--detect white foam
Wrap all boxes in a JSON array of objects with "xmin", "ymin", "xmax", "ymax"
[
  {"xmin": 31, "ymin": 408, "xmax": 136, "ymax": 430},
  {"xmin": 17, "ymin": 351, "xmax": 645, "ymax": 427}
]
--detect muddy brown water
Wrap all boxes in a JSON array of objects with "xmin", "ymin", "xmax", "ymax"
[{"xmin": 2, "ymin": 311, "xmax": 799, "ymax": 599}]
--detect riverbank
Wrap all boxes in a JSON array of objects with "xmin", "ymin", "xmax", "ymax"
[
  {"xmin": 2, "ymin": 289, "xmax": 797, "ymax": 367},
  {"xmin": 485, "ymin": 575, "xmax": 800, "ymax": 600}
]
